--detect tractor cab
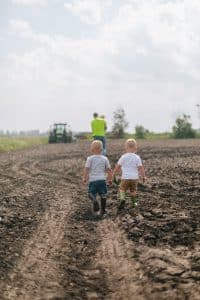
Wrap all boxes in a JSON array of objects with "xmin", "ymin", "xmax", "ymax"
[{"xmin": 49, "ymin": 123, "xmax": 72, "ymax": 143}]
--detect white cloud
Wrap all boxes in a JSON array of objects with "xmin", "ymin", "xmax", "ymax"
[
  {"xmin": 7, "ymin": 21, "xmax": 100, "ymax": 89},
  {"xmin": 7, "ymin": 0, "xmax": 200, "ymax": 90},
  {"xmin": 9, "ymin": 19, "xmax": 33, "ymax": 38},
  {"xmin": 6, "ymin": 25, "xmax": 114, "ymax": 80},
  {"xmin": 12, "ymin": 0, "xmax": 47, "ymax": 5},
  {"xmin": 101, "ymin": 0, "xmax": 200, "ymax": 81},
  {"xmin": 64, "ymin": 0, "xmax": 112, "ymax": 24},
  {"xmin": 8, "ymin": 0, "xmax": 200, "ymax": 84},
  {"xmin": 2, "ymin": 0, "xmax": 200, "ymax": 131},
  {"xmin": 7, "ymin": 49, "xmax": 73, "ymax": 88}
]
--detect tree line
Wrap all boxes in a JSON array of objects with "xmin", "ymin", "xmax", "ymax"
[{"xmin": 111, "ymin": 108, "xmax": 199, "ymax": 139}]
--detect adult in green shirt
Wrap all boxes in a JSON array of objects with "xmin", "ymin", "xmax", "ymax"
[{"xmin": 91, "ymin": 113, "xmax": 107, "ymax": 155}]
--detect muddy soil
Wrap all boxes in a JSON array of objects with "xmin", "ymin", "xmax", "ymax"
[{"xmin": 0, "ymin": 139, "xmax": 199, "ymax": 300}]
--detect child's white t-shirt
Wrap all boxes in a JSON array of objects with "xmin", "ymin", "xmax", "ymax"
[
  {"xmin": 85, "ymin": 155, "xmax": 111, "ymax": 182},
  {"xmin": 118, "ymin": 153, "xmax": 142, "ymax": 180}
]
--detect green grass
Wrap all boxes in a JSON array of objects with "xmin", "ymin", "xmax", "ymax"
[
  {"xmin": 125, "ymin": 132, "xmax": 171, "ymax": 140},
  {"xmin": 145, "ymin": 132, "xmax": 171, "ymax": 140},
  {"xmin": 0, "ymin": 136, "xmax": 48, "ymax": 153}
]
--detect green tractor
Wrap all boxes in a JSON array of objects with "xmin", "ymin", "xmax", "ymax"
[{"xmin": 48, "ymin": 123, "xmax": 72, "ymax": 143}]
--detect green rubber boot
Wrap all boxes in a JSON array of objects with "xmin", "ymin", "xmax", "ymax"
[
  {"xmin": 118, "ymin": 191, "xmax": 126, "ymax": 210},
  {"xmin": 131, "ymin": 196, "xmax": 138, "ymax": 208}
]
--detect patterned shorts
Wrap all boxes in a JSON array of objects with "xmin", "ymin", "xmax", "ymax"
[{"xmin": 120, "ymin": 179, "xmax": 138, "ymax": 192}]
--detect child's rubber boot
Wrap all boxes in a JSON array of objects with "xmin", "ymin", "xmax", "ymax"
[
  {"xmin": 118, "ymin": 200, "xmax": 125, "ymax": 210},
  {"xmin": 118, "ymin": 191, "xmax": 126, "ymax": 210},
  {"xmin": 93, "ymin": 200, "xmax": 100, "ymax": 212},
  {"xmin": 100, "ymin": 196, "xmax": 107, "ymax": 215},
  {"xmin": 131, "ymin": 196, "xmax": 138, "ymax": 208},
  {"xmin": 89, "ymin": 193, "xmax": 100, "ymax": 212},
  {"xmin": 113, "ymin": 176, "xmax": 120, "ymax": 186}
]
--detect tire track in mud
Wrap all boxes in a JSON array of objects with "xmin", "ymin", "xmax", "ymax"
[
  {"xmin": 0, "ymin": 149, "xmax": 75, "ymax": 299},
  {"xmin": 94, "ymin": 218, "xmax": 144, "ymax": 300},
  {"xmin": 2, "ymin": 191, "xmax": 70, "ymax": 300},
  {"xmin": 0, "ymin": 148, "xmax": 69, "ymax": 298}
]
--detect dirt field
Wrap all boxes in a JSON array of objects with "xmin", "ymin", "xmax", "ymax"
[{"xmin": 0, "ymin": 139, "xmax": 199, "ymax": 300}]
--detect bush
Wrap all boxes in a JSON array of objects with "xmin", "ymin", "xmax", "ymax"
[
  {"xmin": 111, "ymin": 108, "xmax": 129, "ymax": 138},
  {"xmin": 172, "ymin": 114, "xmax": 196, "ymax": 138},
  {"xmin": 135, "ymin": 125, "xmax": 148, "ymax": 139}
]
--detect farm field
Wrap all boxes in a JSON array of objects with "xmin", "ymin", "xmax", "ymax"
[
  {"xmin": 0, "ymin": 137, "xmax": 48, "ymax": 153},
  {"xmin": 0, "ymin": 139, "xmax": 199, "ymax": 300}
]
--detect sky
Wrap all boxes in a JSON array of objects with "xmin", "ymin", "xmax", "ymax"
[{"xmin": 0, "ymin": 0, "xmax": 200, "ymax": 133}]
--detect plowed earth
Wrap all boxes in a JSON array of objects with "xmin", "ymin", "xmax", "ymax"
[{"xmin": 0, "ymin": 139, "xmax": 199, "ymax": 300}]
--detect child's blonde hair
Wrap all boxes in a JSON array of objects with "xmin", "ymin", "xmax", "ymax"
[
  {"xmin": 125, "ymin": 138, "xmax": 137, "ymax": 150},
  {"xmin": 91, "ymin": 140, "xmax": 103, "ymax": 152}
]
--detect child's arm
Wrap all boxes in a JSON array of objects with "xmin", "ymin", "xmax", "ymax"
[
  {"xmin": 106, "ymin": 168, "xmax": 113, "ymax": 185},
  {"xmin": 82, "ymin": 167, "xmax": 89, "ymax": 184},
  {"xmin": 112, "ymin": 164, "xmax": 121, "ymax": 178},
  {"xmin": 138, "ymin": 165, "xmax": 146, "ymax": 183}
]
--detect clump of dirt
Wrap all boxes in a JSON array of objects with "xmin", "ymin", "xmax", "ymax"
[{"xmin": 59, "ymin": 200, "xmax": 108, "ymax": 299}]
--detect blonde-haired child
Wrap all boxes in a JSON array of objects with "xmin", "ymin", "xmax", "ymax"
[
  {"xmin": 112, "ymin": 139, "xmax": 146, "ymax": 209},
  {"xmin": 82, "ymin": 140, "xmax": 112, "ymax": 215}
]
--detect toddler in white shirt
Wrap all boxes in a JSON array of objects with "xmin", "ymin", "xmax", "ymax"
[{"xmin": 112, "ymin": 139, "xmax": 146, "ymax": 209}]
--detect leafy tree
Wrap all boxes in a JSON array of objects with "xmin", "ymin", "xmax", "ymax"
[
  {"xmin": 112, "ymin": 108, "xmax": 129, "ymax": 138},
  {"xmin": 135, "ymin": 125, "xmax": 148, "ymax": 139},
  {"xmin": 172, "ymin": 114, "xmax": 196, "ymax": 138}
]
